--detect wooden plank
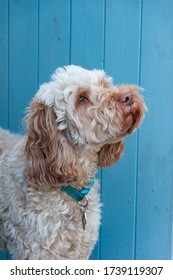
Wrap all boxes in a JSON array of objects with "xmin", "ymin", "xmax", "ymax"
[
  {"xmin": 70, "ymin": 0, "xmax": 105, "ymax": 69},
  {"xmin": 0, "ymin": 0, "xmax": 9, "ymax": 129},
  {"xmin": 104, "ymin": 0, "xmax": 142, "ymax": 83},
  {"xmin": 136, "ymin": 0, "xmax": 173, "ymax": 259},
  {"xmin": 8, "ymin": 0, "xmax": 38, "ymax": 132},
  {"xmin": 70, "ymin": 0, "xmax": 105, "ymax": 259},
  {"xmin": 0, "ymin": 250, "xmax": 8, "ymax": 260},
  {"xmin": 101, "ymin": 0, "xmax": 142, "ymax": 259},
  {"xmin": 39, "ymin": 0, "xmax": 71, "ymax": 84}
]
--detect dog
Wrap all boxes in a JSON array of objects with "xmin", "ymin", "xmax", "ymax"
[{"xmin": 0, "ymin": 65, "xmax": 146, "ymax": 259}]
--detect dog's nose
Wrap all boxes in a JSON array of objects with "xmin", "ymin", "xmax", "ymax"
[{"xmin": 118, "ymin": 93, "xmax": 134, "ymax": 106}]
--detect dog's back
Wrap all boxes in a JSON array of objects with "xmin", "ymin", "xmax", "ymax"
[
  {"xmin": 0, "ymin": 129, "xmax": 22, "ymax": 157},
  {"xmin": 0, "ymin": 128, "xmax": 23, "ymax": 250}
]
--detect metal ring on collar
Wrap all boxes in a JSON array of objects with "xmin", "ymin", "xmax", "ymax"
[{"xmin": 78, "ymin": 195, "xmax": 88, "ymax": 208}]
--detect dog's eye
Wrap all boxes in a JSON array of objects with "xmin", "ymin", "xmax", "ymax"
[
  {"xmin": 79, "ymin": 96, "xmax": 88, "ymax": 102},
  {"xmin": 76, "ymin": 91, "xmax": 90, "ymax": 107}
]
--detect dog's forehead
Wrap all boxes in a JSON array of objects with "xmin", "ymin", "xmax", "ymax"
[
  {"xmin": 35, "ymin": 65, "xmax": 113, "ymax": 106},
  {"xmin": 53, "ymin": 65, "xmax": 113, "ymax": 88}
]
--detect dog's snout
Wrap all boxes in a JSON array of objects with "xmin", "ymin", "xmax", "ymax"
[{"xmin": 118, "ymin": 93, "xmax": 134, "ymax": 106}]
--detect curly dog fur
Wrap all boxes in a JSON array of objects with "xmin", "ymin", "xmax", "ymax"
[{"xmin": 0, "ymin": 65, "xmax": 146, "ymax": 259}]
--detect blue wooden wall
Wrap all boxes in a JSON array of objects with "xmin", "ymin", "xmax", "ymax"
[{"xmin": 0, "ymin": 0, "xmax": 173, "ymax": 260}]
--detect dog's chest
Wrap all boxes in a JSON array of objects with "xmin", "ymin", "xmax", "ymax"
[{"xmin": 26, "ymin": 182, "xmax": 101, "ymax": 259}]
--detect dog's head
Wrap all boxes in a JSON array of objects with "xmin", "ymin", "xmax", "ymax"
[{"xmin": 25, "ymin": 65, "xmax": 146, "ymax": 188}]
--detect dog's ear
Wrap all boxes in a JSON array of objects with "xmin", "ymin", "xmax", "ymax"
[
  {"xmin": 98, "ymin": 140, "xmax": 124, "ymax": 168},
  {"xmin": 25, "ymin": 100, "xmax": 78, "ymax": 189}
]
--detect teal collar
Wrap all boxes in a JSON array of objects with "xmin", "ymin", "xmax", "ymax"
[{"xmin": 59, "ymin": 177, "xmax": 95, "ymax": 201}]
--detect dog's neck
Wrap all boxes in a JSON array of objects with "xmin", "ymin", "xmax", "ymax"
[{"xmin": 71, "ymin": 144, "xmax": 101, "ymax": 189}]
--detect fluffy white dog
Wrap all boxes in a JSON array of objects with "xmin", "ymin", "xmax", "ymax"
[{"xmin": 0, "ymin": 65, "xmax": 146, "ymax": 259}]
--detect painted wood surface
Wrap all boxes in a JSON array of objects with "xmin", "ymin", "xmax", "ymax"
[{"xmin": 0, "ymin": 0, "xmax": 172, "ymax": 260}]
